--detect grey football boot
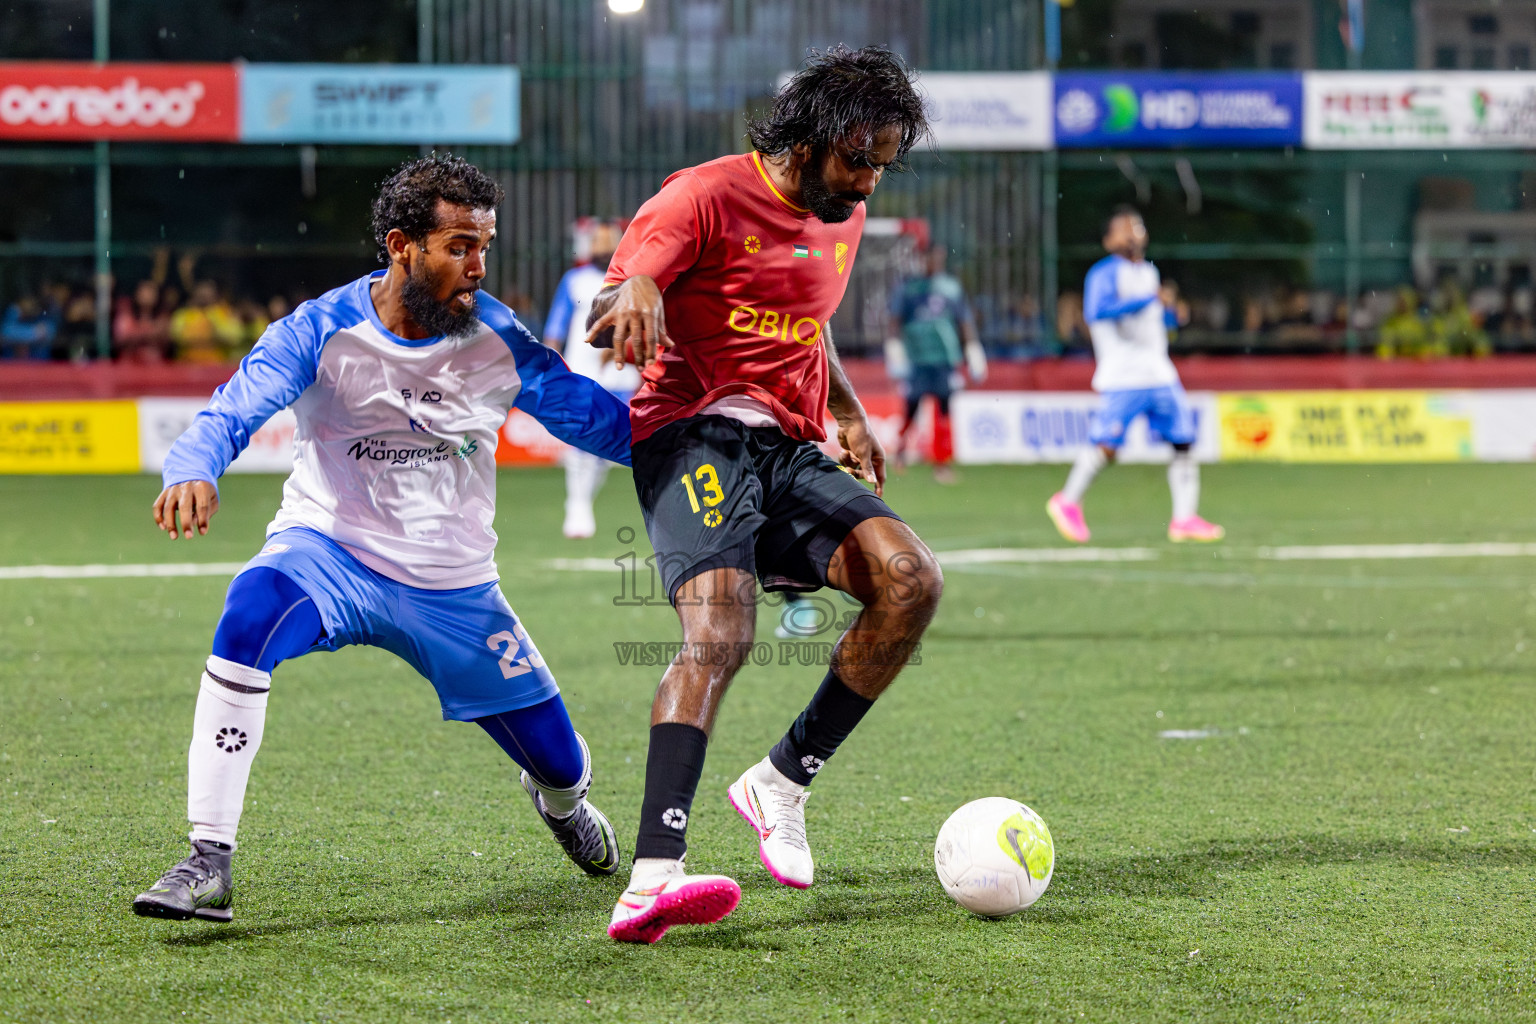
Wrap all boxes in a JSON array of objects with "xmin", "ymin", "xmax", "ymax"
[
  {"xmin": 132, "ymin": 839, "xmax": 234, "ymax": 922},
  {"xmin": 520, "ymin": 733, "xmax": 621, "ymax": 876}
]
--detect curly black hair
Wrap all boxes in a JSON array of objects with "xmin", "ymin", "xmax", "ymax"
[
  {"xmin": 747, "ymin": 44, "xmax": 930, "ymax": 169},
  {"xmin": 370, "ymin": 154, "xmax": 506, "ymax": 263}
]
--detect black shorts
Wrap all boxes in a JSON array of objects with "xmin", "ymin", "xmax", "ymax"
[{"xmin": 632, "ymin": 415, "xmax": 902, "ymax": 604}]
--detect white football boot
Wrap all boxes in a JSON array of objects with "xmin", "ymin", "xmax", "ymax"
[
  {"xmin": 728, "ymin": 757, "xmax": 814, "ymax": 888},
  {"xmin": 608, "ymin": 859, "xmax": 740, "ymax": 944}
]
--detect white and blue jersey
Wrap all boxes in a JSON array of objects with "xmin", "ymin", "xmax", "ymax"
[
  {"xmin": 543, "ymin": 263, "xmax": 641, "ymax": 395},
  {"xmin": 1082, "ymin": 254, "xmax": 1193, "ymax": 449},
  {"xmin": 164, "ymin": 270, "xmax": 632, "ymax": 590},
  {"xmin": 1083, "ymin": 254, "xmax": 1179, "ymax": 394}
]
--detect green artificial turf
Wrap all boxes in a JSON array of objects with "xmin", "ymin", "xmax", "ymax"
[{"xmin": 0, "ymin": 464, "xmax": 1532, "ymax": 1023}]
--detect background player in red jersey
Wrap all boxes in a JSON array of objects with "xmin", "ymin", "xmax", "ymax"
[{"xmin": 585, "ymin": 45, "xmax": 943, "ymax": 943}]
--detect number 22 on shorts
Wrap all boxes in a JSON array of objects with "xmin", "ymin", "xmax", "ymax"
[
  {"xmin": 679, "ymin": 463, "xmax": 725, "ymax": 514},
  {"xmin": 486, "ymin": 623, "xmax": 545, "ymax": 680}
]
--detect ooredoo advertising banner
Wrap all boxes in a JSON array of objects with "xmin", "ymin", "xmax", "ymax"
[
  {"xmin": 1303, "ymin": 72, "xmax": 1536, "ymax": 148},
  {"xmin": 0, "ymin": 62, "xmax": 239, "ymax": 141},
  {"xmin": 1054, "ymin": 72, "xmax": 1302, "ymax": 148}
]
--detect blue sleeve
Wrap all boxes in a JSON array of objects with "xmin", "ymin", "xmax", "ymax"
[
  {"xmin": 161, "ymin": 304, "xmax": 333, "ymax": 490},
  {"xmin": 542, "ymin": 269, "xmax": 578, "ymax": 347},
  {"xmin": 488, "ymin": 304, "xmax": 632, "ymax": 466},
  {"xmin": 1083, "ymin": 259, "xmax": 1155, "ymax": 323}
]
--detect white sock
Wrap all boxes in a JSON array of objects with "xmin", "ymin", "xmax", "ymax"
[
  {"xmin": 1062, "ymin": 447, "xmax": 1107, "ymax": 504},
  {"xmin": 629, "ymin": 856, "xmax": 683, "ymax": 888},
  {"xmin": 1169, "ymin": 450, "xmax": 1200, "ymax": 521},
  {"xmin": 528, "ymin": 734, "xmax": 591, "ymax": 819},
  {"xmin": 564, "ymin": 453, "xmax": 600, "ymax": 514},
  {"xmin": 187, "ymin": 655, "xmax": 270, "ymax": 851}
]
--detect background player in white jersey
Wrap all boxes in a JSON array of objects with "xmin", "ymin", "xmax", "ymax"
[
  {"xmin": 132, "ymin": 156, "xmax": 634, "ymax": 923},
  {"xmin": 542, "ymin": 223, "xmax": 641, "ymax": 538},
  {"xmin": 1047, "ymin": 206, "xmax": 1224, "ymax": 544}
]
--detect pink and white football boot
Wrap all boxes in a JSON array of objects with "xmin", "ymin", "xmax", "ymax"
[
  {"xmin": 1046, "ymin": 492, "xmax": 1091, "ymax": 544},
  {"xmin": 1168, "ymin": 515, "xmax": 1225, "ymax": 542},
  {"xmin": 728, "ymin": 757, "xmax": 814, "ymax": 889},
  {"xmin": 608, "ymin": 860, "xmax": 741, "ymax": 944}
]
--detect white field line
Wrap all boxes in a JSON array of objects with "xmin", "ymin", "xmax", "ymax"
[
  {"xmin": 0, "ymin": 562, "xmax": 248, "ymax": 580},
  {"xmin": 9, "ymin": 540, "xmax": 1536, "ymax": 583},
  {"xmin": 1258, "ymin": 542, "xmax": 1536, "ymax": 560},
  {"xmin": 542, "ymin": 557, "xmax": 621, "ymax": 572},
  {"xmin": 937, "ymin": 547, "xmax": 1161, "ymax": 565}
]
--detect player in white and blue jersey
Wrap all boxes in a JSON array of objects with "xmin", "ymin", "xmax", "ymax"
[
  {"xmin": 1046, "ymin": 206, "xmax": 1224, "ymax": 544},
  {"xmin": 543, "ymin": 223, "xmax": 640, "ymax": 538},
  {"xmin": 133, "ymin": 156, "xmax": 632, "ymax": 924}
]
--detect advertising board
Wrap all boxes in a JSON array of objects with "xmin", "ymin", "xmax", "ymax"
[
  {"xmin": 1054, "ymin": 72, "xmax": 1302, "ymax": 148},
  {"xmin": 952, "ymin": 391, "xmax": 1222, "ymax": 464},
  {"xmin": 1303, "ymin": 72, "xmax": 1536, "ymax": 148},
  {"xmin": 0, "ymin": 401, "xmax": 141, "ymax": 473},
  {"xmin": 239, "ymin": 64, "xmax": 519, "ymax": 144},
  {"xmin": 0, "ymin": 61, "xmax": 239, "ymax": 141},
  {"xmin": 920, "ymin": 72, "xmax": 1053, "ymax": 150}
]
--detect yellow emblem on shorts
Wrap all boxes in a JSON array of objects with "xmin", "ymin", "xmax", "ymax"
[{"xmin": 834, "ymin": 241, "xmax": 849, "ymax": 275}]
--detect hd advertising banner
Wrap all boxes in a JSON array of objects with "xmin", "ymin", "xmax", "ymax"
[
  {"xmin": 1054, "ymin": 72, "xmax": 1302, "ymax": 148},
  {"xmin": 239, "ymin": 64, "xmax": 519, "ymax": 144},
  {"xmin": 1304, "ymin": 72, "xmax": 1536, "ymax": 148},
  {"xmin": 0, "ymin": 62, "xmax": 239, "ymax": 141}
]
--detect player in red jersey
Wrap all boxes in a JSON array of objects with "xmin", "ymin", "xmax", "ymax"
[{"xmin": 586, "ymin": 45, "xmax": 943, "ymax": 943}]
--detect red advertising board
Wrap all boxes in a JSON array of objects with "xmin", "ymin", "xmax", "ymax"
[{"xmin": 0, "ymin": 62, "xmax": 239, "ymax": 141}]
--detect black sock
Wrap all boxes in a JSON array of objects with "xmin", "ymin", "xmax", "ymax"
[
  {"xmin": 769, "ymin": 669, "xmax": 874, "ymax": 786},
  {"xmin": 633, "ymin": 722, "xmax": 709, "ymax": 861}
]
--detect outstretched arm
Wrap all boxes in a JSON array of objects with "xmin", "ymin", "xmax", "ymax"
[
  {"xmin": 154, "ymin": 307, "xmax": 327, "ymax": 538},
  {"xmin": 825, "ymin": 324, "xmax": 886, "ymax": 498}
]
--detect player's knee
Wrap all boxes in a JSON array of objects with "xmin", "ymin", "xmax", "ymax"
[
  {"xmin": 1099, "ymin": 444, "xmax": 1119, "ymax": 462},
  {"xmin": 1172, "ymin": 442, "xmax": 1193, "ymax": 454},
  {"xmin": 210, "ymin": 567, "xmax": 318, "ymax": 673},
  {"xmin": 887, "ymin": 548, "xmax": 944, "ymax": 623}
]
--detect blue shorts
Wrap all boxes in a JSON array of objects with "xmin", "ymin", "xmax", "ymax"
[
  {"xmin": 238, "ymin": 527, "xmax": 559, "ymax": 721},
  {"xmin": 1088, "ymin": 386, "xmax": 1196, "ymax": 449}
]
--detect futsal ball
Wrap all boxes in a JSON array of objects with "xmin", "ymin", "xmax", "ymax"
[{"xmin": 933, "ymin": 798, "xmax": 1054, "ymax": 917}]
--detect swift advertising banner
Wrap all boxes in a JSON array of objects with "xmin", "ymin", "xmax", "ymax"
[
  {"xmin": 0, "ymin": 62, "xmax": 239, "ymax": 141},
  {"xmin": 1303, "ymin": 72, "xmax": 1536, "ymax": 149},
  {"xmin": 239, "ymin": 64, "xmax": 519, "ymax": 144},
  {"xmin": 1054, "ymin": 72, "xmax": 1302, "ymax": 148},
  {"xmin": 920, "ymin": 72, "xmax": 1053, "ymax": 150}
]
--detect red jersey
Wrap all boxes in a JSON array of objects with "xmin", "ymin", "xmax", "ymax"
[{"xmin": 605, "ymin": 151, "xmax": 864, "ymax": 444}]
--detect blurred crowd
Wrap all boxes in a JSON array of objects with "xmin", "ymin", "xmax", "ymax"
[
  {"xmin": 1055, "ymin": 279, "xmax": 1535, "ymax": 358},
  {"xmin": 1, "ymin": 278, "xmax": 292, "ymax": 365},
  {"xmin": 6, "ymin": 267, "xmax": 1535, "ymax": 365}
]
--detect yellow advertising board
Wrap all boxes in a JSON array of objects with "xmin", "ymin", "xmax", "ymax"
[
  {"xmin": 0, "ymin": 401, "xmax": 141, "ymax": 473},
  {"xmin": 1218, "ymin": 391, "xmax": 1473, "ymax": 462}
]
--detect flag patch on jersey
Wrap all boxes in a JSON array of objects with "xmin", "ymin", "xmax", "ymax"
[{"xmin": 792, "ymin": 244, "xmax": 810, "ymax": 258}]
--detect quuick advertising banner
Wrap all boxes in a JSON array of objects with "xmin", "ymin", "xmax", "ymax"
[{"xmin": 1053, "ymin": 72, "xmax": 1303, "ymax": 148}]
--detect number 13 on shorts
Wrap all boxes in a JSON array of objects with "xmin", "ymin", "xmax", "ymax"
[
  {"xmin": 486, "ymin": 622, "xmax": 545, "ymax": 680},
  {"xmin": 680, "ymin": 463, "xmax": 725, "ymax": 514}
]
